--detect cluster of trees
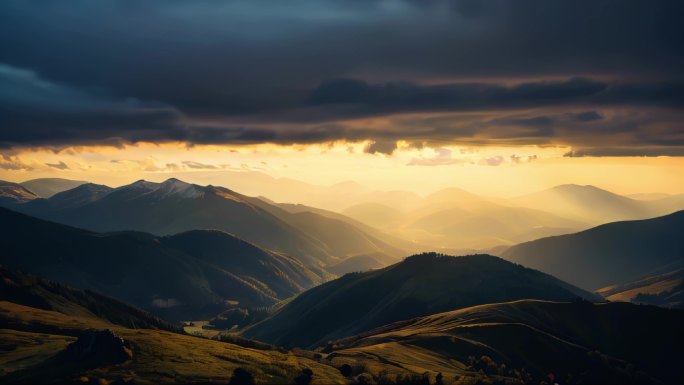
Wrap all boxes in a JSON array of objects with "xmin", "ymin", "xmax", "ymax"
[{"xmin": 228, "ymin": 367, "xmax": 313, "ymax": 385}]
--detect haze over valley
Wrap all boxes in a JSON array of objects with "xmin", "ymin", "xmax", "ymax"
[{"xmin": 1, "ymin": 1, "xmax": 683, "ymax": 384}]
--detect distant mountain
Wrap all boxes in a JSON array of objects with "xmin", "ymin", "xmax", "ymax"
[
  {"xmin": 502, "ymin": 211, "xmax": 684, "ymax": 291},
  {"xmin": 340, "ymin": 186, "xmax": 587, "ymax": 250},
  {"xmin": 329, "ymin": 300, "xmax": 684, "ymax": 384},
  {"xmin": 0, "ymin": 179, "xmax": 39, "ymax": 205},
  {"xmin": 511, "ymin": 184, "xmax": 683, "ymax": 224},
  {"xmin": 628, "ymin": 192, "xmax": 672, "ymax": 200},
  {"xmin": 270, "ymin": 201, "xmax": 420, "ymax": 257},
  {"xmin": 21, "ymin": 183, "xmax": 113, "ymax": 211},
  {"xmin": 20, "ymin": 178, "xmax": 88, "ymax": 198},
  {"xmin": 403, "ymin": 203, "xmax": 584, "ymax": 249},
  {"xmin": 243, "ymin": 253, "xmax": 601, "ymax": 348},
  {"xmin": 14, "ymin": 178, "xmax": 403, "ymax": 266},
  {"xmin": 0, "ymin": 207, "xmax": 323, "ymax": 320},
  {"xmin": 341, "ymin": 202, "xmax": 405, "ymax": 229},
  {"xmin": 325, "ymin": 254, "xmax": 385, "ymax": 275},
  {"xmin": 0, "ymin": 265, "xmax": 179, "ymax": 332}
]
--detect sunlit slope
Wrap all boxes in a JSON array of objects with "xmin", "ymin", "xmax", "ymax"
[
  {"xmin": 502, "ymin": 211, "xmax": 684, "ymax": 291},
  {"xmin": 244, "ymin": 253, "xmax": 601, "ymax": 348},
  {"xmin": 597, "ymin": 262, "xmax": 684, "ymax": 308},
  {"xmin": 0, "ymin": 180, "xmax": 39, "ymax": 205},
  {"xmin": 20, "ymin": 178, "xmax": 88, "ymax": 198},
  {"xmin": 0, "ymin": 301, "xmax": 345, "ymax": 384},
  {"xmin": 329, "ymin": 300, "xmax": 684, "ymax": 384},
  {"xmin": 0, "ymin": 207, "xmax": 322, "ymax": 320}
]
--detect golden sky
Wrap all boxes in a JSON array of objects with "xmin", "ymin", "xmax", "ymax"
[{"xmin": 2, "ymin": 142, "xmax": 682, "ymax": 198}]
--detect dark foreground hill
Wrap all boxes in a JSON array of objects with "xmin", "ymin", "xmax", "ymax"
[
  {"xmin": 327, "ymin": 300, "xmax": 684, "ymax": 385},
  {"xmin": 0, "ymin": 207, "xmax": 322, "ymax": 321},
  {"xmin": 0, "ymin": 278, "xmax": 346, "ymax": 384},
  {"xmin": 502, "ymin": 211, "xmax": 684, "ymax": 291},
  {"xmin": 244, "ymin": 253, "xmax": 602, "ymax": 348},
  {"xmin": 0, "ymin": 266, "xmax": 179, "ymax": 332}
]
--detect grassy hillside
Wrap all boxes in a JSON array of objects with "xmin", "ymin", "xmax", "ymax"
[
  {"xmin": 502, "ymin": 211, "xmax": 684, "ymax": 290},
  {"xmin": 0, "ymin": 266, "xmax": 179, "ymax": 332},
  {"xmin": 244, "ymin": 253, "xmax": 601, "ymax": 348},
  {"xmin": 328, "ymin": 300, "xmax": 684, "ymax": 385},
  {"xmin": 0, "ymin": 301, "xmax": 346, "ymax": 384},
  {"xmin": 0, "ymin": 207, "xmax": 323, "ymax": 321}
]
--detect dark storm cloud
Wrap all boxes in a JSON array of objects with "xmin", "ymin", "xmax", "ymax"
[{"xmin": 0, "ymin": 0, "xmax": 683, "ymax": 155}]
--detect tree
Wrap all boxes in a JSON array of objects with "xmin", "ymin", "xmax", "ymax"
[
  {"xmin": 229, "ymin": 367, "xmax": 255, "ymax": 385},
  {"xmin": 294, "ymin": 368, "xmax": 314, "ymax": 385},
  {"xmin": 338, "ymin": 364, "xmax": 353, "ymax": 377}
]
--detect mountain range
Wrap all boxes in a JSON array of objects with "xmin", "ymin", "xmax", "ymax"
[
  {"xmin": 502, "ymin": 210, "xmax": 684, "ymax": 291},
  {"xmin": 0, "ymin": 207, "xmax": 324, "ymax": 320},
  {"xmin": 10, "ymin": 178, "xmax": 404, "ymax": 268}
]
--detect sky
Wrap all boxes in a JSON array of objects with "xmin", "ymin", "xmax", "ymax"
[{"xmin": 1, "ymin": 0, "xmax": 683, "ymax": 197}]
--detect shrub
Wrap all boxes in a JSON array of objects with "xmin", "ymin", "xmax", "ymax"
[{"xmin": 229, "ymin": 367, "xmax": 255, "ymax": 385}]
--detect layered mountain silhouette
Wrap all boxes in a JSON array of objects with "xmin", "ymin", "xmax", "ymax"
[
  {"xmin": 511, "ymin": 184, "xmax": 684, "ymax": 224},
  {"xmin": 328, "ymin": 300, "xmax": 684, "ymax": 384},
  {"xmin": 0, "ymin": 207, "xmax": 322, "ymax": 320},
  {"xmin": 13, "ymin": 178, "xmax": 403, "ymax": 267},
  {"xmin": 342, "ymin": 186, "xmax": 588, "ymax": 249},
  {"xmin": 243, "ymin": 253, "xmax": 601, "ymax": 348},
  {"xmin": 19, "ymin": 178, "xmax": 88, "ymax": 198},
  {"xmin": 502, "ymin": 211, "xmax": 684, "ymax": 291},
  {"xmin": 0, "ymin": 179, "xmax": 39, "ymax": 205}
]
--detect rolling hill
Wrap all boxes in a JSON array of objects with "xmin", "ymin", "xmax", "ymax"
[
  {"xmin": 14, "ymin": 178, "xmax": 404, "ymax": 267},
  {"xmin": 0, "ymin": 266, "xmax": 179, "ymax": 332},
  {"xmin": 0, "ymin": 180, "xmax": 39, "ymax": 205},
  {"xmin": 243, "ymin": 253, "xmax": 601, "ymax": 348},
  {"xmin": 19, "ymin": 178, "xmax": 88, "ymax": 198},
  {"xmin": 0, "ymin": 277, "xmax": 346, "ymax": 384},
  {"xmin": 596, "ymin": 261, "xmax": 684, "ymax": 308},
  {"xmin": 328, "ymin": 300, "xmax": 684, "ymax": 384},
  {"xmin": 0, "ymin": 207, "xmax": 323, "ymax": 321},
  {"xmin": 502, "ymin": 211, "xmax": 684, "ymax": 291}
]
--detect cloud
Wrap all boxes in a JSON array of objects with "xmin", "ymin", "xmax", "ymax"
[
  {"xmin": 564, "ymin": 147, "xmax": 684, "ymax": 157},
  {"xmin": 0, "ymin": 154, "xmax": 32, "ymax": 170},
  {"xmin": 0, "ymin": 63, "xmax": 186, "ymax": 148},
  {"xmin": 0, "ymin": 1, "xmax": 682, "ymax": 156},
  {"xmin": 478, "ymin": 156, "xmax": 505, "ymax": 166},
  {"xmin": 408, "ymin": 148, "xmax": 468, "ymax": 166},
  {"xmin": 182, "ymin": 161, "xmax": 220, "ymax": 170},
  {"xmin": 364, "ymin": 140, "xmax": 398, "ymax": 155},
  {"xmin": 46, "ymin": 161, "xmax": 69, "ymax": 170}
]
